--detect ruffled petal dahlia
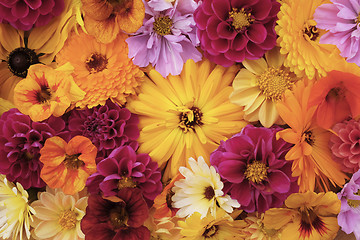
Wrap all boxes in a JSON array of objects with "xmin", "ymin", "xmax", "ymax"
[
  {"xmin": 210, "ymin": 125, "xmax": 299, "ymax": 213},
  {"xmin": 194, "ymin": 0, "xmax": 280, "ymax": 67},
  {"xmin": 0, "ymin": 108, "xmax": 70, "ymax": 189},
  {"xmin": 86, "ymin": 146, "xmax": 162, "ymax": 205},
  {"xmin": 67, "ymin": 99, "xmax": 139, "ymax": 162},
  {"xmin": 0, "ymin": 0, "xmax": 65, "ymax": 31}
]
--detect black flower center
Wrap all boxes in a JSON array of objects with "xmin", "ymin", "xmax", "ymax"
[
  {"xmin": 85, "ymin": 53, "xmax": 108, "ymax": 73},
  {"xmin": 7, "ymin": 47, "xmax": 40, "ymax": 78},
  {"xmin": 304, "ymin": 25, "xmax": 319, "ymax": 41},
  {"xmin": 299, "ymin": 208, "xmax": 327, "ymax": 238},
  {"xmin": 325, "ymin": 87, "xmax": 345, "ymax": 102},
  {"xmin": 304, "ymin": 130, "xmax": 315, "ymax": 146},
  {"xmin": 110, "ymin": 205, "xmax": 129, "ymax": 229},
  {"xmin": 36, "ymin": 86, "xmax": 52, "ymax": 103}
]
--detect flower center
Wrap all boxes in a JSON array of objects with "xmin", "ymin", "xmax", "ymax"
[
  {"xmin": 85, "ymin": 53, "xmax": 108, "ymax": 73},
  {"xmin": 356, "ymin": 13, "xmax": 360, "ymax": 25},
  {"xmin": 153, "ymin": 16, "xmax": 173, "ymax": 36},
  {"xmin": 244, "ymin": 161, "xmax": 268, "ymax": 183},
  {"xmin": 203, "ymin": 225, "xmax": 218, "ymax": 238},
  {"xmin": 7, "ymin": 47, "xmax": 40, "ymax": 78},
  {"xmin": 256, "ymin": 67, "xmax": 294, "ymax": 101},
  {"xmin": 166, "ymin": 189, "xmax": 175, "ymax": 209},
  {"xmin": 347, "ymin": 199, "xmax": 360, "ymax": 208},
  {"xmin": 325, "ymin": 87, "xmax": 345, "ymax": 102},
  {"xmin": 299, "ymin": 208, "xmax": 327, "ymax": 238},
  {"xmin": 178, "ymin": 106, "xmax": 203, "ymax": 133},
  {"xmin": 304, "ymin": 130, "xmax": 315, "ymax": 146},
  {"xmin": 36, "ymin": 86, "xmax": 52, "ymax": 103},
  {"xmin": 117, "ymin": 177, "xmax": 137, "ymax": 189},
  {"xmin": 204, "ymin": 186, "xmax": 215, "ymax": 200},
  {"xmin": 109, "ymin": 0, "xmax": 133, "ymax": 14},
  {"xmin": 58, "ymin": 210, "xmax": 77, "ymax": 230},
  {"xmin": 229, "ymin": 8, "xmax": 254, "ymax": 31},
  {"xmin": 63, "ymin": 153, "xmax": 85, "ymax": 170},
  {"xmin": 304, "ymin": 24, "xmax": 319, "ymax": 41},
  {"xmin": 110, "ymin": 205, "xmax": 129, "ymax": 229}
]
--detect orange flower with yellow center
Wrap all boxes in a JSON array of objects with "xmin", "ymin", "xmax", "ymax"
[
  {"xmin": 40, "ymin": 136, "xmax": 97, "ymax": 195},
  {"xmin": 82, "ymin": 0, "xmax": 145, "ymax": 43},
  {"xmin": 56, "ymin": 30, "xmax": 144, "ymax": 108},
  {"xmin": 13, "ymin": 64, "xmax": 85, "ymax": 122}
]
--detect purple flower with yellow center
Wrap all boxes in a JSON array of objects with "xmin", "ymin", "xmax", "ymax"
[
  {"xmin": 86, "ymin": 145, "xmax": 162, "ymax": 206},
  {"xmin": 210, "ymin": 125, "xmax": 298, "ymax": 213}
]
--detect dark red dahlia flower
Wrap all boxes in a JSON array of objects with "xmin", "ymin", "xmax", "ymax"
[
  {"xmin": 194, "ymin": 0, "xmax": 280, "ymax": 66},
  {"xmin": 86, "ymin": 146, "xmax": 162, "ymax": 206},
  {"xmin": 81, "ymin": 189, "xmax": 150, "ymax": 240},
  {"xmin": 0, "ymin": 0, "xmax": 65, "ymax": 31},
  {"xmin": 67, "ymin": 99, "xmax": 139, "ymax": 163},
  {"xmin": 0, "ymin": 108, "xmax": 70, "ymax": 189},
  {"xmin": 210, "ymin": 125, "xmax": 298, "ymax": 213}
]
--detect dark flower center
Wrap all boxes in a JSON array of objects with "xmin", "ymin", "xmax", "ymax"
[
  {"xmin": 117, "ymin": 176, "xmax": 137, "ymax": 189},
  {"xmin": 325, "ymin": 87, "xmax": 345, "ymax": 102},
  {"xmin": 244, "ymin": 161, "xmax": 268, "ymax": 183},
  {"xmin": 85, "ymin": 53, "xmax": 108, "ymax": 73},
  {"xmin": 304, "ymin": 130, "xmax": 315, "ymax": 146},
  {"xmin": 347, "ymin": 189, "xmax": 360, "ymax": 208},
  {"xmin": 304, "ymin": 25, "xmax": 319, "ymax": 41},
  {"xmin": 153, "ymin": 16, "xmax": 173, "ymax": 36},
  {"xmin": 299, "ymin": 208, "xmax": 328, "ymax": 238},
  {"xmin": 228, "ymin": 8, "xmax": 254, "ymax": 31},
  {"xmin": 204, "ymin": 186, "xmax": 215, "ymax": 200},
  {"xmin": 36, "ymin": 86, "xmax": 52, "ymax": 103},
  {"xmin": 110, "ymin": 205, "xmax": 129, "ymax": 229},
  {"xmin": 166, "ymin": 189, "xmax": 175, "ymax": 209},
  {"xmin": 7, "ymin": 47, "xmax": 40, "ymax": 78},
  {"xmin": 109, "ymin": 0, "xmax": 133, "ymax": 14},
  {"xmin": 63, "ymin": 153, "xmax": 85, "ymax": 170},
  {"xmin": 203, "ymin": 225, "xmax": 218, "ymax": 238},
  {"xmin": 178, "ymin": 106, "xmax": 203, "ymax": 132}
]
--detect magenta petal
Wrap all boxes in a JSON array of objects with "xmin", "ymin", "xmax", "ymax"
[
  {"xmin": 206, "ymin": 16, "xmax": 220, "ymax": 40},
  {"xmin": 232, "ymin": 181, "xmax": 252, "ymax": 206},
  {"xmin": 251, "ymin": 0, "xmax": 271, "ymax": 20},
  {"xmin": 0, "ymin": 5, "xmax": 16, "ymax": 22},
  {"xmin": 232, "ymin": 33, "xmax": 248, "ymax": 50},
  {"xmin": 24, "ymin": 0, "xmax": 42, "ymax": 9},
  {"xmin": 52, "ymin": 0, "xmax": 64, "ymax": 16},
  {"xmin": 212, "ymin": 0, "xmax": 230, "ymax": 20},
  {"xmin": 11, "ymin": 2, "xmax": 29, "ymax": 18},
  {"xmin": 224, "ymin": 49, "xmax": 245, "ymax": 62},
  {"xmin": 246, "ymin": 24, "xmax": 267, "ymax": 44},
  {"xmin": 217, "ymin": 21, "xmax": 237, "ymax": 40},
  {"xmin": 268, "ymin": 170, "xmax": 290, "ymax": 193},
  {"xmin": 20, "ymin": 9, "xmax": 40, "ymax": 25},
  {"xmin": 38, "ymin": 0, "xmax": 55, "ymax": 15},
  {"xmin": 211, "ymin": 38, "xmax": 230, "ymax": 53},
  {"xmin": 246, "ymin": 42, "xmax": 265, "ymax": 58},
  {"xmin": 194, "ymin": 8, "xmax": 209, "ymax": 31},
  {"xmin": 97, "ymin": 158, "xmax": 119, "ymax": 176},
  {"xmin": 230, "ymin": 0, "xmax": 254, "ymax": 9},
  {"xmin": 201, "ymin": 0, "xmax": 214, "ymax": 15},
  {"xmin": 0, "ymin": 0, "xmax": 17, "ymax": 8},
  {"xmin": 218, "ymin": 160, "xmax": 246, "ymax": 183}
]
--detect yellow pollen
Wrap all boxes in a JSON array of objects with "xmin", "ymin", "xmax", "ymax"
[
  {"xmin": 229, "ymin": 8, "xmax": 253, "ymax": 30},
  {"xmin": 244, "ymin": 161, "xmax": 268, "ymax": 183},
  {"xmin": 153, "ymin": 16, "xmax": 173, "ymax": 36},
  {"xmin": 347, "ymin": 199, "xmax": 360, "ymax": 208},
  {"xmin": 117, "ymin": 177, "xmax": 137, "ymax": 189},
  {"xmin": 58, "ymin": 210, "xmax": 77, "ymax": 230},
  {"xmin": 356, "ymin": 13, "xmax": 360, "ymax": 25},
  {"xmin": 256, "ymin": 67, "xmax": 294, "ymax": 101}
]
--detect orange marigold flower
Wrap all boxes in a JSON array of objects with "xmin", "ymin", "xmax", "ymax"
[
  {"xmin": 82, "ymin": 0, "xmax": 145, "ymax": 43},
  {"xmin": 308, "ymin": 70, "xmax": 360, "ymax": 129},
  {"xmin": 13, "ymin": 64, "xmax": 85, "ymax": 122},
  {"xmin": 56, "ymin": 30, "xmax": 144, "ymax": 108},
  {"xmin": 276, "ymin": 80, "xmax": 347, "ymax": 192},
  {"xmin": 40, "ymin": 136, "xmax": 97, "ymax": 195}
]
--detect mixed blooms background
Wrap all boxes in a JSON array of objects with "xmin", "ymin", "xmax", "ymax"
[{"xmin": 1, "ymin": 0, "xmax": 360, "ymax": 239}]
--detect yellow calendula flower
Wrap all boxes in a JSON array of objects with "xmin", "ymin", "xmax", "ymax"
[{"xmin": 127, "ymin": 58, "xmax": 247, "ymax": 181}]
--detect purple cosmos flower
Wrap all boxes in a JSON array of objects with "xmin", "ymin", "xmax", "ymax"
[
  {"xmin": 210, "ymin": 125, "xmax": 298, "ymax": 213},
  {"xmin": 67, "ymin": 99, "xmax": 139, "ymax": 163},
  {"xmin": 0, "ymin": 0, "xmax": 65, "ymax": 31},
  {"xmin": 86, "ymin": 146, "xmax": 162, "ymax": 206},
  {"xmin": 314, "ymin": 0, "xmax": 360, "ymax": 65},
  {"xmin": 194, "ymin": 0, "xmax": 280, "ymax": 67},
  {"xmin": 0, "ymin": 108, "xmax": 70, "ymax": 189},
  {"xmin": 337, "ymin": 169, "xmax": 360, "ymax": 239},
  {"xmin": 126, "ymin": 0, "xmax": 202, "ymax": 78},
  {"xmin": 81, "ymin": 189, "xmax": 150, "ymax": 240}
]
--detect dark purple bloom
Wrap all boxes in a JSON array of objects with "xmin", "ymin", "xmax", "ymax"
[
  {"xmin": 0, "ymin": 108, "xmax": 70, "ymax": 189},
  {"xmin": 81, "ymin": 189, "xmax": 150, "ymax": 240},
  {"xmin": 86, "ymin": 146, "xmax": 162, "ymax": 206},
  {"xmin": 67, "ymin": 100, "xmax": 139, "ymax": 163},
  {"xmin": 0, "ymin": 0, "xmax": 65, "ymax": 31},
  {"xmin": 194, "ymin": 0, "xmax": 280, "ymax": 67},
  {"xmin": 210, "ymin": 125, "xmax": 298, "ymax": 213}
]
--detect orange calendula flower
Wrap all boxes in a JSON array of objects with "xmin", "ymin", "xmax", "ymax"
[
  {"xmin": 56, "ymin": 30, "xmax": 144, "ymax": 108},
  {"xmin": 82, "ymin": 0, "xmax": 145, "ymax": 43},
  {"xmin": 308, "ymin": 70, "xmax": 360, "ymax": 129},
  {"xmin": 276, "ymin": 80, "xmax": 347, "ymax": 192},
  {"xmin": 263, "ymin": 191, "xmax": 340, "ymax": 240},
  {"xmin": 13, "ymin": 64, "xmax": 85, "ymax": 122},
  {"xmin": 39, "ymin": 136, "xmax": 97, "ymax": 195}
]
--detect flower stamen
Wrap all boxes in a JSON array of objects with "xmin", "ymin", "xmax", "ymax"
[
  {"xmin": 153, "ymin": 16, "xmax": 173, "ymax": 36},
  {"xmin": 59, "ymin": 210, "xmax": 77, "ymax": 230},
  {"xmin": 229, "ymin": 8, "xmax": 254, "ymax": 31},
  {"xmin": 203, "ymin": 225, "xmax": 218, "ymax": 238},
  {"xmin": 85, "ymin": 53, "xmax": 108, "ymax": 73},
  {"xmin": 244, "ymin": 161, "xmax": 268, "ymax": 183},
  {"xmin": 63, "ymin": 153, "xmax": 85, "ymax": 170},
  {"xmin": 304, "ymin": 24, "xmax": 319, "ymax": 41},
  {"xmin": 304, "ymin": 130, "xmax": 315, "ymax": 146},
  {"xmin": 110, "ymin": 205, "xmax": 129, "ymax": 229},
  {"xmin": 117, "ymin": 177, "xmax": 137, "ymax": 189},
  {"xmin": 178, "ymin": 106, "xmax": 203, "ymax": 133}
]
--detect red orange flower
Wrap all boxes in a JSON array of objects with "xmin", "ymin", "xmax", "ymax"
[{"xmin": 39, "ymin": 136, "xmax": 97, "ymax": 195}]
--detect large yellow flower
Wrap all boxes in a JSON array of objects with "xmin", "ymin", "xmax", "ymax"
[
  {"xmin": 127, "ymin": 59, "xmax": 247, "ymax": 181},
  {"xmin": 0, "ymin": 0, "xmax": 82, "ymax": 103},
  {"xmin": 263, "ymin": 191, "xmax": 340, "ymax": 240},
  {"xmin": 56, "ymin": 30, "xmax": 144, "ymax": 108},
  {"xmin": 230, "ymin": 47, "xmax": 298, "ymax": 128},
  {"xmin": 276, "ymin": 0, "xmax": 360, "ymax": 80}
]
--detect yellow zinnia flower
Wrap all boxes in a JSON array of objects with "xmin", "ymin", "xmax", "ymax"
[
  {"xmin": 230, "ymin": 47, "xmax": 298, "ymax": 128},
  {"xmin": 127, "ymin": 58, "xmax": 247, "ymax": 181},
  {"xmin": 263, "ymin": 191, "xmax": 340, "ymax": 240}
]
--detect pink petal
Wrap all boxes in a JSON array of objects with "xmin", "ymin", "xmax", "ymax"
[
  {"xmin": 206, "ymin": 16, "xmax": 220, "ymax": 40},
  {"xmin": 212, "ymin": 0, "xmax": 230, "ymax": 20},
  {"xmin": 245, "ymin": 41, "xmax": 265, "ymax": 58},
  {"xmin": 231, "ymin": 181, "xmax": 252, "ymax": 206},
  {"xmin": 251, "ymin": 0, "xmax": 271, "ymax": 20},
  {"xmin": 19, "ymin": 8, "xmax": 39, "ymax": 25},
  {"xmin": 218, "ymin": 160, "xmax": 246, "ymax": 183},
  {"xmin": 201, "ymin": 0, "xmax": 213, "ymax": 15},
  {"xmin": 24, "ymin": 0, "xmax": 42, "ymax": 9},
  {"xmin": 0, "ymin": 0, "xmax": 17, "ymax": 8},
  {"xmin": 211, "ymin": 38, "xmax": 230, "ymax": 53},
  {"xmin": 232, "ymin": 33, "xmax": 248, "ymax": 50},
  {"xmin": 38, "ymin": 0, "xmax": 55, "ymax": 15},
  {"xmin": 268, "ymin": 170, "xmax": 290, "ymax": 193},
  {"xmin": 194, "ymin": 8, "xmax": 208, "ymax": 31},
  {"xmin": 11, "ymin": 1, "xmax": 29, "ymax": 18},
  {"xmin": 224, "ymin": 49, "xmax": 245, "ymax": 62},
  {"xmin": 217, "ymin": 21, "xmax": 237, "ymax": 40},
  {"xmin": 246, "ymin": 23, "xmax": 267, "ymax": 44}
]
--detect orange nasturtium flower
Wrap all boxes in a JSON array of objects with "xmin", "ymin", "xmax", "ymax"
[
  {"xmin": 13, "ymin": 64, "xmax": 85, "ymax": 122},
  {"xmin": 40, "ymin": 136, "xmax": 97, "ymax": 195}
]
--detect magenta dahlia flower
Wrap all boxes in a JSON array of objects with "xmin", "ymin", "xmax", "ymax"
[
  {"xmin": 0, "ymin": 108, "xmax": 70, "ymax": 189},
  {"xmin": 0, "ymin": 0, "xmax": 65, "ymax": 31},
  {"xmin": 67, "ymin": 100, "xmax": 139, "ymax": 162},
  {"xmin": 194, "ymin": 0, "xmax": 280, "ymax": 67},
  {"xmin": 337, "ymin": 169, "xmax": 360, "ymax": 239},
  {"xmin": 126, "ymin": 0, "xmax": 202, "ymax": 78},
  {"xmin": 330, "ymin": 119, "xmax": 360, "ymax": 173},
  {"xmin": 81, "ymin": 189, "xmax": 150, "ymax": 240},
  {"xmin": 86, "ymin": 146, "xmax": 162, "ymax": 206},
  {"xmin": 314, "ymin": 0, "xmax": 360, "ymax": 66},
  {"xmin": 210, "ymin": 125, "xmax": 298, "ymax": 213}
]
